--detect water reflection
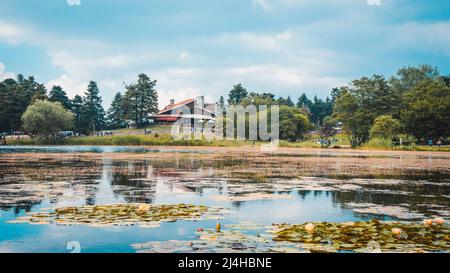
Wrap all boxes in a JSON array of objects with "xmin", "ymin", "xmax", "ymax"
[{"xmin": 0, "ymin": 148, "xmax": 449, "ymax": 252}]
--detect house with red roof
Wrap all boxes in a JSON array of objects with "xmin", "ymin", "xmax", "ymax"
[{"xmin": 151, "ymin": 96, "xmax": 217, "ymax": 125}]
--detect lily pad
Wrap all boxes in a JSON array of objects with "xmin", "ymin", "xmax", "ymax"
[
  {"xmin": 271, "ymin": 220, "xmax": 450, "ymax": 253},
  {"xmin": 7, "ymin": 203, "xmax": 225, "ymax": 227}
]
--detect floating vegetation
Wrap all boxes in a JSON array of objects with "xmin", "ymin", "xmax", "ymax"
[
  {"xmin": 212, "ymin": 193, "xmax": 293, "ymax": 202},
  {"xmin": 225, "ymin": 221, "xmax": 272, "ymax": 230},
  {"xmin": 132, "ymin": 228, "xmax": 306, "ymax": 253},
  {"xmin": 346, "ymin": 203, "xmax": 425, "ymax": 220},
  {"xmin": 7, "ymin": 204, "xmax": 226, "ymax": 227},
  {"xmin": 271, "ymin": 220, "xmax": 450, "ymax": 253}
]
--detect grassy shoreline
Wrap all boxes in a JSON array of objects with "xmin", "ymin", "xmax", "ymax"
[{"xmin": 5, "ymin": 134, "xmax": 450, "ymax": 152}]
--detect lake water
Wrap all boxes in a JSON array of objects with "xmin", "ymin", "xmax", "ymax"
[{"xmin": 0, "ymin": 146, "xmax": 449, "ymax": 253}]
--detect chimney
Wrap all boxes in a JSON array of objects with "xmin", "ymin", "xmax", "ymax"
[
  {"xmin": 169, "ymin": 99, "xmax": 175, "ymax": 105},
  {"xmin": 196, "ymin": 96, "xmax": 204, "ymax": 109}
]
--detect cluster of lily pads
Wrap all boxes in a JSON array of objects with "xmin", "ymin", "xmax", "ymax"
[
  {"xmin": 132, "ymin": 227, "xmax": 307, "ymax": 253},
  {"xmin": 7, "ymin": 203, "xmax": 225, "ymax": 227},
  {"xmin": 131, "ymin": 219, "xmax": 450, "ymax": 253},
  {"xmin": 271, "ymin": 219, "xmax": 450, "ymax": 253}
]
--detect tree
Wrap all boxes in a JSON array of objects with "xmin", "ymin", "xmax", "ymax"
[
  {"xmin": 30, "ymin": 84, "xmax": 47, "ymax": 104},
  {"xmin": 17, "ymin": 75, "xmax": 47, "ymax": 105},
  {"xmin": 370, "ymin": 115, "xmax": 402, "ymax": 139},
  {"xmin": 228, "ymin": 84, "xmax": 248, "ymax": 105},
  {"xmin": 0, "ymin": 79, "xmax": 27, "ymax": 132},
  {"xmin": 70, "ymin": 95, "xmax": 83, "ymax": 133},
  {"xmin": 21, "ymin": 100, "xmax": 74, "ymax": 137},
  {"xmin": 277, "ymin": 96, "xmax": 294, "ymax": 107},
  {"xmin": 330, "ymin": 87, "xmax": 342, "ymax": 104},
  {"xmin": 440, "ymin": 75, "xmax": 450, "ymax": 87},
  {"xmin": 279, "ymin": 106, "xmax": 311, "ymax": 141},
  {"xmin": 107, "ymin": 92, "xmax": 127, "ymax": 129},
  {"xmin": 123, "ymin": 73, "xmax": 158, "ymax": 128},
  {"xmin": 296, "ymin": 93, "xmax": 332, "ymax": 127},
  {"xmin": 241, "ymin": 92, "xmax": 276, "ymax": 106},
  {"xmin": 390, "ymin": 64, "xmax": 440, "ymax": 94},
  {"xmin": 333, "ymin": 75, "xmax": 398, "ymax": 147},
  {"xmin": 48, "ymin": 86, "xmax": 71, "ymax": 109},
  {"xmin": 401, "ymin": 79, "xmax": 450, "ymax": 141},
  {"xmin": 218, "ymin": 96, "xmax": 225, "ymax": 114},
  {"xmin": 80, "ymin": 81, "xmax": 106, "ymax": 134},
  {"xmin": 296, "ymin": 93, "xmax": 313, "ymax": 109},
  {"xmin": 333, "ymin": 88, "xmax": 369, "ymax": 147}
]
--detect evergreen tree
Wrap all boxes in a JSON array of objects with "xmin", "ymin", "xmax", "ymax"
[
  {"xmin": 0, "ymin": 79, "xmax": 27, "ymax": 132},
  {"xmin": 30, "ymin": 84, "xmax": 47, "ymax": 104},
  {"xmin": 218, "ymin": 96, "xmax": 225, "ymax": 108},
  {"xmin": 80, "ymin": 81, "xmax": 106, "ymax": 134},
  {"xmin": 123, "ymin": 73, "xmax": 158, "ymax": 128},
  {"xmin": 49, "ymin": 86, "xmax": 71, "ymax": 109},
  {"xmin": 330, "ymin": 87, "xmax": 341, "ymax": 104},
  {"xmin": 228, "ymin": 84, "xmax": 248, "ymax": 105},
  {"xmin": 70, "ymin": 95, "xmax": 83, "ymax": 133},
  {"xmin": 285, "ymin": 96, "xmax": 294, "ymax": 107},
  {"xmin": 296, "ymin": 93, "xmax": 313, "ymax": 109},
  {"xmin": 277, "ymin": 96, "xmax": 295, "ymax": 107},
  {"xmin": 107, "ymin": 92, "xmax": 127, "ymax": 129}
]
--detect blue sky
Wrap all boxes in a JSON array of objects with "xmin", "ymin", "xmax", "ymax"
[{"xmin": 0, "ymin": 0, "xmax": 449, "ymax": 108}]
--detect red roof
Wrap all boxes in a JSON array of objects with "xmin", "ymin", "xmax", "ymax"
[{"xmin": 159, "ymin": 98, "xmax": 195, "ymax": 114}]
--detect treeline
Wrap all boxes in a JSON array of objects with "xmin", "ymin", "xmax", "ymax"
[
  {"xmin": 222, "ymin": 64, "xmax": 450, "ymax": 146},
  {"xmin": 1, "ymin": 64, "xmax": 449, "ymax": 146},
  {"xmin": 0, "ymin": 73, "xmax": 158, "ymax": 135}
]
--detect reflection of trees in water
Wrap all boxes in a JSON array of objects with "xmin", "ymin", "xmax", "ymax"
[
  {"xmin": 110, "ymin": 172, "xmax": 155, "ymax": 203},
  {"xmin": 86, "ymin": 159, "xmax": 157, "ymax": 204},
  {"xmin": 297, "ymin": 190, "xmax": 331, "ymax": 201},
  {"xmin": 329, "ymin": 183, "xmax": 450, "ymax": 215},
  {"xmin": 0, "ymin": 203, "xmax": 35, "ymax": 214}
]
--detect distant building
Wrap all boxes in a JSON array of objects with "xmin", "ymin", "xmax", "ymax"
[{"xmin": 151, "ymin": 96, "xmax": 216, "ymax": 125}]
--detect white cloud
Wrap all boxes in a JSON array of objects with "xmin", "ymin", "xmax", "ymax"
[
  {"xmin": 45, "ymin": 74, "xmax": 88, "ymax": 98},
  {"xmin": 0, "ymin": 21, "xmax": 28, "ymax": 44},
  {"xmin": 212, "ymin": 30, "xmax": 292, "ymax": 51},
  {"xmin": 2, "ymin": 0, "xmax": 449, "ymax": 110},
  {"xmin": 0, "ymin": 63, "xmax": 15, "ymax": 81},
  {"xmin": 46, "ymin": 74, "xmax": 88, "ymax": 98},
  {"xmin": 67, "ymin": 0, "xmax": 81, "ymax": 6},
  {"xmin": 366, "ymin": 0, "xmax": 381, "ymax": 6},
  {"xmin": 50, "ymin": 51, "xmax": 133, "ymax": 76}
]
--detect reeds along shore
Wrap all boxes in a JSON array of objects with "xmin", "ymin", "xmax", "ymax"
[{"xmin": 5, "ymin": 133, "xmax": 450, "ymax": 152}]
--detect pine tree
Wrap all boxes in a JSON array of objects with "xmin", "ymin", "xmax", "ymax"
[
  {"xmin": 296, "ymin": 93, "xmax": 312, "ymax": 109},
  {"xmin": 228, "ymin": 84, "xmax": 248, "ymax": 105},
  {"xmin": 30, "ymin": 84, "xmax": 47, "ymax": 104},
  {"xmin": 285, "ymin": 96, "xmax": 294, "ymax": 107},
  {"xmin": 107, "ymin": 92, "xmax": 126, "ymax": 129},
  {"xmin": 123, "ymin": 73, "xmax": 158, "ymax": 128},
  {"xmin": 49, "ymin": 86, "xmax": 71, "ymax": 109},
  {"xmin": 80, "ymin": 81, "xmax": 106, "ymax": 134},
  {"xmin": 218, "ymin": 96, "xmax": 225, "ymax": 108},
  {"xmin": 70, "ymin": 95, "xmax": 83, "ymax": 133}
]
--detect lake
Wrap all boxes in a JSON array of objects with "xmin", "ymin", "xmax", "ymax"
[{"xmin": 0, "ymin": 146, "xmax": 449, "ymax": 253}]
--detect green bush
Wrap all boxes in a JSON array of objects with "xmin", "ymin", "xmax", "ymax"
[{"xmin": 362, "ymin": 137, "xmax": 393, "ymax": 149}]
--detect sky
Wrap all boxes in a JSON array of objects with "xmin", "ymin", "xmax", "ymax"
[{"xmin": 0, "ymin": 0, "xmax": 449, "ymax": 108}]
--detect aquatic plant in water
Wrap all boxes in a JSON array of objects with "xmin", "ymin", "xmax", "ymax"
[
  {"xmin": 7, "ymin": 203, "xmax": 225, "ymax": 227},
  {"xmin": 132, "ymin": 228, "xmax": 306, "ymax": 253},
  {"xmin": 271, "ymin": 219, "xmax": 450, "ymax": 253}
]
